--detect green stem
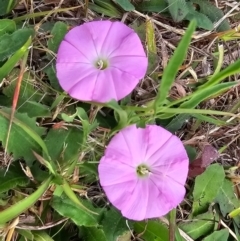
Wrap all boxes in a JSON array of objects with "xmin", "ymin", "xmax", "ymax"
[
  {"xmin": 7, "ymin": 0, "xmax": 14, "ymax": 13},
  {"xmin": 0, "ymin": 176, "xmax": 52, "ymax": 224},
  {"xmin": 62, "ymin": 179, "xmax": 98, "ymax": 215},
  {"xmin": 169, "ymin": 209, "xmax": 176, "ymax": 241}
]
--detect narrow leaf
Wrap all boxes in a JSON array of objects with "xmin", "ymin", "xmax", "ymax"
[
  {"xmin": 62, "ymin": 179, "xmax": 98, "ymax": 215},
  {"xmin": 112, "ymin": 0, "xmax": 135, "ymax": 11},
  {"xmin": 180, "ymin": 82, "xmax": 237, "ymax": 109},
  {"xmin": 32, "ymin": 231, "xmax": 54, "ymax": 241},
  {"xmin": 0, "ymin": 176, "xmax": 52, "ymax": 224},
  {"xmin": 106, "ymin": 100, "xmax": 128, "ymax": 132},
  {"xmin": 0, "ymin": 35, "xmax": 32, "ymax": 83},
  {"xmin": 154, "ymin": 20, "xmax": 196, "ymax": 107},
  {"xmin": 199, "ymin": 58, "xmax": 240, "ymax": 89},
  {"xmin": 137, "ymin": 0, "xmax": 167, "ymax": 12}
]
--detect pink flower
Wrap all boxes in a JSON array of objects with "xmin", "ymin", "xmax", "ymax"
[
  {"xmin": 98, "ymin": 124, "xmax": 189, "ymax": 221},
  {"xmin": 56, "ymin": 21, "xmax": 148, "ymax": 102}
]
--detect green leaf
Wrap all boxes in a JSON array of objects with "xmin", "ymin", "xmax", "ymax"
[
  {"xmin": 191, "ymin": 0, "xmax": 230, "ymax": 31},
  {"xmin": 61, "ymin": 179, "xmax": 97, "ymax": 214},
  {"xmin": 81, "ymin": 227, "xmax": 107, "ymax": 241},
  {"xmin": 44, "ymin": 64, "xmax": 62, "ymax": 91},
  {"xmin": 51, "ymin": 195, "xmax": 100, "ymax": 227},
  {"xmin": 166, "ymin": 0, "xmax": 189, "ymax": 22},
  {"xmin": 191, "ymin": 114, "xmax": 226, "ymax": 126},
  {"xmin": 45, "ymin": 21, "xmax": 67, "ymax": 91},
  {"xmin": 32, "ymin": 231, "xmax": 54, "ymax": 241},
  {"xmin": 165, "ymin": 114, "xmax": 190, "ymax": 132},
  {"xmin": 76, "ymin": 107, "xmax": 98, "ymax": 146},
  {"xmin": 2, "ymin": 69, "xmax": 43, "ymax": 101},
  {"xmin": 180, "ymin": 82, "xmax": 237, "ymax": 109},
  {"xmin": 0, "ymin": 0, "xmax": 16, "ymax": 16},
  {"xmin": 0, "ymin": 35, "xmax": 32, "ymax": 83},
  {"xmin": 44, "ymin": 127, "xmax": 83, "ymax": 163},
  {"xmin": 192, "ymin": 163, "xmax": 225, "ymax": 216},
  {"xmin": 89, "ymin": 0, "xmax": 121, "ymax": 17},
  {"xmin": 0, "ymin": 176, "xmax": 52, "ymax": 224},
  {"xmin": 157, "ymin": 107, "xmax": 236, "ymax": 118},
  {"xmin": 102, "ymin": 207, "xmax": 131, "ymax": 241},
  {"xmin": 0, "ymin": 163, "xmax": 29, "ymax": 193},
  {"xmin": 0, "ymin": 28, "xmax": 34, "ymax": 62},
  {"xmin": 154, "ymin": 20, "xmax": 196, "ymax": 107},
  {"xmin": 202, "ymin": 229, "xmax": 229, "ymax": 241},
  {"xmin": 199, "ymin": 58, "xmax": 240, "ymax": 89},
  {"xmin": 179, "ymin": 212, "xmax": 215, "ymax": 240},
  {"xmin": 17, "ymin": 230, "xmax": 34, "ymax": 240},
  {"xmin": 106, "ymin": 100, "xmax": 128, "ymax": 132},
  {"xmin": 215, "ymin": 179, "xmax": 240, "ymax": 225},
  {"xmin": 134, "ymin": 220, "xmax": 169, "ymax": 241},
  {"xmin": 0, "ymin": 108, "xmax": 47, "ymax": 164},
  {"xmin": 112, "ymin": 0, "xmax": 135, "ymax": 11},
  {"xmin": 47, "ymin": 21, "xmax": 68, "ymax": 55},
  {"xmin": 185, "ymin": 3, "xmax": 213, "ymax": 30},
  {"xmin": 0, "ymin": 19, "xmax": 16, "ymax": 36},
  {"xmin": 185, "ymin": 145, "xmax": 197, "ymax": 162},
  {"xmin": 136, "ymin": 0, "xmax": 167, "ymax": 12},
  {"xmin": 18, "ymin": 101, "xmax": 51, "ymax": 118}
]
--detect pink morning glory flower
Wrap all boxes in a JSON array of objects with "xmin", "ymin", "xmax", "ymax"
[
  {"xmin": 98, "ymin": 124, "xmax": 189, "ymax": 221},
  {"xmin": 56, "ymin": 20, "xmax": 148, "ymax": 103}
]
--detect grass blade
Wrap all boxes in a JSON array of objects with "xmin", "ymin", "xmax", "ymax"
[
  {"xmin": 0, "ymin": 176, "xmax": 52, "ymax": 224},
  {"xmin": 154, "ymin": 20, "xmax": 196, "ymax": 108},
  {"xmin": 180, "ymin": 82, "xmax": 238, "ymax": 108}
]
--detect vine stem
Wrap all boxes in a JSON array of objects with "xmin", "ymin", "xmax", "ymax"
[{"xmin": 169, "ymin": 208, "xmax": 176, "ymax": 241}]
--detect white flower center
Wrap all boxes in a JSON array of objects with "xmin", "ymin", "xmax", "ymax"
[
  {"xmin": 95, "ymin": 58, "xmax": 108, "ymax": 70},
  {"xmin": 136, "ymin": 164, "xmax": 151, "ymax": 178}
]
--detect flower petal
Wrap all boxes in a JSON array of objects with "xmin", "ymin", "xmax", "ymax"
[
  {"xmin": 102, "ymin": 181, "xmax": 136, "ymax": 211},
  {"xmin": 110, "ymin": 55, "xmax": 147, "ymax": 79},
  {"xmin": 57, "ymin": 40, "xmax": 90, "ymax": 63},
  {"xmin": 105, "ymin": 125, "xmax": 149, "ymax": 166},
  {"xmin": 67, "ymin": 71, "xmax": 98, "ymax": 101},
  {"xmin": 85, "ymin": 21, "xmax": 136, "ymax": 58},
  {"xmin": 152, "ymin": 158, "xmax": 189, "ymax": 184},
  {"xmin": 91, "ymin": 67, "xmax": 141, "ymax": 102},
  {"xmin": 150, "ymin": 173, "xmax": 186, "ymax": 208},
  {"xmin": 56, "ymin": 62, "xmax": 97, "ymax": 93},
  {"xmin": 109, "ymin": 31, "xmax": 146, "ymax": 58},
  {"xmin": 98, "ymin": 155, "xmax": 136, "ymax": 186},
  {"xmin": 63, "ymin": 24, "xmax": 98, "ymax": 61},
  {"xmin": 121, "ymin": 178, "xmax": 172, "ymax": 220}
]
